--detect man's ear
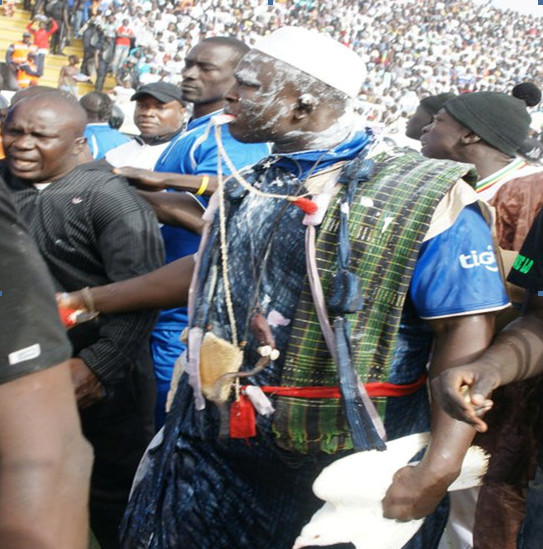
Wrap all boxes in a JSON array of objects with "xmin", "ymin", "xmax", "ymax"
[
  {"xmin": 462, "ymin": 130, "xmax": 481, "ymax": 145},
  {"xmin": 73, "ymin": 136, "xmax": 87, "ymax": 155},
  {"xmin": 293, "ymin": 93, "xmax": 318, "ymax": 121}
]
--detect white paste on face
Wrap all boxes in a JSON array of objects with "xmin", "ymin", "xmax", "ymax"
[
  {"xmin": 233, "ymin": 52, "xmax": 292, "ymax": 135},
  {"xmin": 282, "ymin": 102, "xmax": 355, "ymax": 150},
  {"xmin": 235, "ymin": 51, "xmax": 352, "ymax": 150}
]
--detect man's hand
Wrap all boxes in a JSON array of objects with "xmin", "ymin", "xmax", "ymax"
[
  {"xmin": 382, "ymin": 461, "xmax": 454, "ymax": 521},
  {"xmin": 57, "ymin": 290, "xmax": 87, "ymax": 311},
  {"xmin": 69, "ymin": 358, "xmax": 105, "ymax": 409},
  {"xmin": 112, "ymin": 166, "xmax": 164, "ymax": 191},
  {"xmin": 431, "ymin": 364, "xmax": 498, "ymax": 433}
]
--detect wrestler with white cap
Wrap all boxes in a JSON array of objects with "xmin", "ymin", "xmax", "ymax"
[
  {"xmin": 225, "ymin": 26, "xmax": 365, "ymax": 152},
  {"xmin": 62, "ymin": 26, "xmax": 508, "ymax": 549}
]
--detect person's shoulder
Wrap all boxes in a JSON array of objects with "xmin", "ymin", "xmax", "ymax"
[
  {"xmin": 492, "ymin": 166, "xmax": 543, "ymax": 200},
  {"xmin": 83, "ymin": 162, "xmax": 142, "ymax": 191},
  {"xmin": 99, "ymin": 125, "xmax": 125, "ymax": 136},
  {"xmin": 106, "ymin": 138, "xmax": 139, "ymax": 156},
  {"xmin": 83, "ymin": 123, "xmax": 101, "ymax": 134},
  {"xmin": 71, "ymin": 161, "xmax": 124, "ymax": 188},
  {"xmin": 108, "ymin": 127, "xmax": 131, "ymax": 141},
  {"xmin": 164, "ymin": 128, "xmax": 194, "ymax": 152},
  {"xmin": 506, "ymin": 166, "xmax": 543, "ymax": 185},
  {"xmin": 76, "ymin": 162, "xmax": 150, "ymax": 205}
]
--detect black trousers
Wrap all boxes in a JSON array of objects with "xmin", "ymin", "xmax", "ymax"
[{"xmin": 80, "ymin": 349, "xmax": 156, "ymax": 549}]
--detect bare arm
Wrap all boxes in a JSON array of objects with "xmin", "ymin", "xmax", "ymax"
[
  {"xmin": 382, "ymin": 313, "xmax": 494, "ymax": 520},
  {"xmin": 138, "ymin": 190, "xmax": 205, "ymax": 232},
  {"xmin": 432, "ymin": 292, "xmax": 543, "ymax": 432},
  {"xmin": 113, "ymin": 166, "xmax": 217, "ymax": 195},
  {"xmin": 58, "ymin": 65, "xmax": 66, "ymax": 86},
  {"xmin": 59, "ymin": 254, "xmax": 195, "ymax": 314},
  {"xmin": 48, "ymin": 17, "xmax": 59, "ymax": 35},
  {"xmin": 0, "ymin": 362, "xmax": 92, "ymax": 549}
]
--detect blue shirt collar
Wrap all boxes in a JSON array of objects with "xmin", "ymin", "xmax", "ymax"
[
  {"xmin": 186, "ymin": 109, "xmax": 224, "ymax": 131},
  {"xmin": 266, "ymin": 130, "xmax": 373, "ymax": 180}
]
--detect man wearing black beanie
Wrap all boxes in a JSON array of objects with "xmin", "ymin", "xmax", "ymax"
[
  {"xmin": 421, "ymin": 92, "xmax": 530, "ymax": 178},
  {"xmin": 422, "ymin": 90, "xmax": 543, "ymax": 246},
  {"xmin": 422, "ymin": 90, "xmax": 543, "ymax": 549}
]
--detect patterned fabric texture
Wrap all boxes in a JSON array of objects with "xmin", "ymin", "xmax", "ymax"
[{"xmin": 276, "ymin": 150, "xmax": 477, "ymax": 453}]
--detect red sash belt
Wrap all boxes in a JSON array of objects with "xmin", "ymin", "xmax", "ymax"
[
  {"xmin": 244, "ymin": 373, "xmax": 428, "ymax": 399},
  {"xmin": 231, "ymin": 374, "xmax": 428, "ymax": 439}
]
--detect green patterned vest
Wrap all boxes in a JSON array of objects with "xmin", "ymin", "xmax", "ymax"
[{"xmin": 272, "ymin": 150, "xmax": 477, "ymax": 454}]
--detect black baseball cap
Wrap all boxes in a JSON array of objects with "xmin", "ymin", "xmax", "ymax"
[{"xmin": 131, "ymin": 82, "xmax": 185, "ymax": 105}]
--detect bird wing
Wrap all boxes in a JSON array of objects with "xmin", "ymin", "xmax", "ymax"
[
  {"xmin": 313, "ymin": 432, "xmax": 430, "ymax": 503},
  {"xmin": 294, "ymin": 434, "xmax": 489, "ymax": 549},
  {"xmin": 448, "ymin": 445, "xmax": 489, "ymax": 491}
]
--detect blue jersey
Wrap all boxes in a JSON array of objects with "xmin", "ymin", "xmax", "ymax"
[
  {"xmin": 153, "ymin": 110, "xmax": 269, "ymax": 331},
  {"xmin": 411, "ymin": 203, "xmax": 509, "ymax": 319},
  {"xmin": 84, "ymin": 124, "xmax": 131, "ymax": 160},
  {"xmin": 385, "ymin": 202, "xmax": 509, "ymax": 439}
]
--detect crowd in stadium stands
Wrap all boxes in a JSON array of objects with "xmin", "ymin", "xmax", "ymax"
[
  {"xmin": 4, "ymin": 0, "xmax": 542, "ymax": 130},
  {"xmin": 77, "ymin": 0, "xmax": 543, "ymax": 119}
]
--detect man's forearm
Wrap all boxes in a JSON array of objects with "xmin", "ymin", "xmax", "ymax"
[
  {"xmin": 382, "ymin": 313, "xmax": 495, "ymax": 521},
  {"xmin": 114, "ymin": 166, "xmax": 217, "ymax": 195},
  {"xmin": 151, "ymin": 173, "xmax": 217, "ymax": 195},
  {"xmin": 139, "ymin": 190, "xmax": 205, "ymax": 232},
  {"xmin": 463, "ymin": 312, "xmax": 543, "ymax": 388},
  {"xmin": 423, "ymin": 313, "xmax": 495, "ymax": 473},
  {"xmin": 80, "ymin": 255, "xmax": 194, "ymax": 314},
  {"xmin": 0, "ymin": 363, "xmax": 92, "ymax": 549}
]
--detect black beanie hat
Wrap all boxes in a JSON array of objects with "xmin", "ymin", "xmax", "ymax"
[
  {"xmin": 512, "ymin": 82, "xmax": 541, "ymax": 108},
  {"xmin": 420, "ymin": 92, "xmax": 456, "ymax": 116},
  {"xmin": 444, "ymin": 92, "xmax": 531, "ymax": 157}
]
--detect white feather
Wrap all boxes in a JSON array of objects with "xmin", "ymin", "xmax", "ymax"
[{"xmin": 293, "ymin": 432, "xmax": 489, "ymax": 549}]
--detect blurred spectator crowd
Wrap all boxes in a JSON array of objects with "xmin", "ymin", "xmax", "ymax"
[{"xmin": 8, "ymin": 0, "xmax": 543, "ymax": 130}]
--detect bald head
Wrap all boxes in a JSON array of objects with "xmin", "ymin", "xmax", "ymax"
[
  {"xmin": 10, "ymin": 85, "xmax": 62, "ymax": 106},
  {"xmin": 3, "ymin": 93, "xmax": 88, "ymax": 183},
  {"xmin": 12, "ymin": 93, "xmax": 87, "ymax": 136}
]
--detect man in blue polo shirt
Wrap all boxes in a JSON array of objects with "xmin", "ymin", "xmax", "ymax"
[{"xmin": 115, "ymin": 37, "xmax": 269, "ymax": 426}]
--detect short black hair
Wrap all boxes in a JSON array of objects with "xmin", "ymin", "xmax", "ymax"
[
  {"xmin": 79, "ymin": 91, "xmax": 113, "ymax": 122},
  {"xmin": 201, "ymin": 36, "xmax": 250, "ymax": 63}
]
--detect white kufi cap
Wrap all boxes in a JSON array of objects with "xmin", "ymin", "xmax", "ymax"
[{"xmin": 254, "ymin": 26, "xmax": 366, "ymax": 99}]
